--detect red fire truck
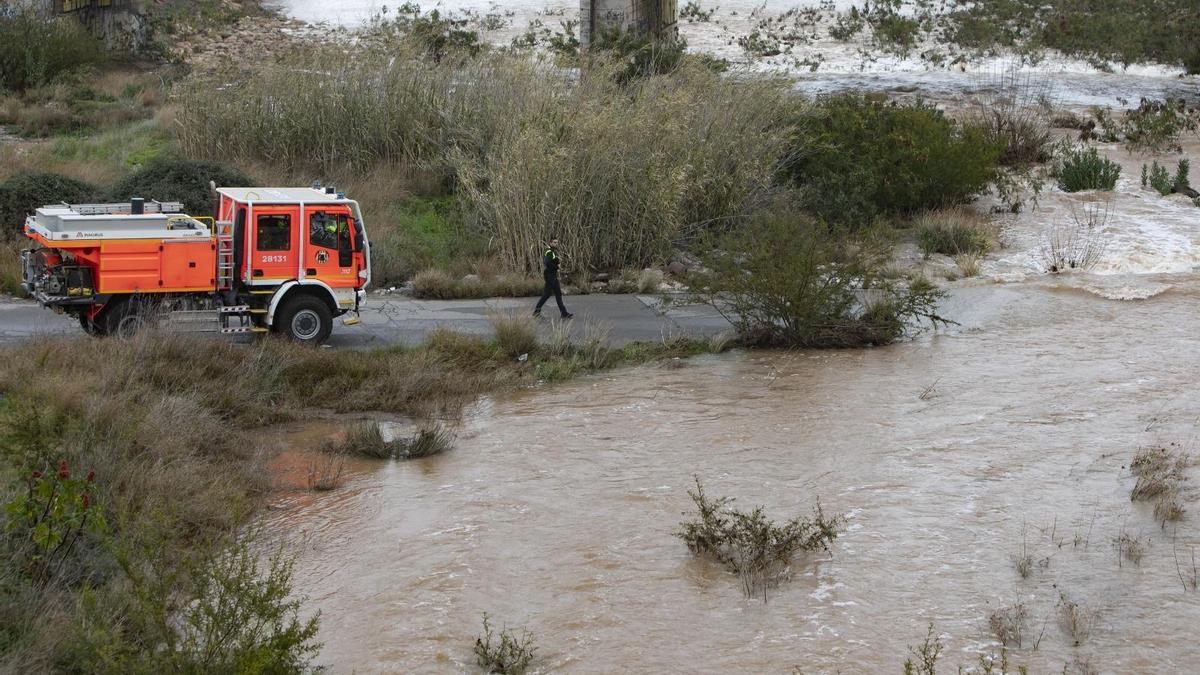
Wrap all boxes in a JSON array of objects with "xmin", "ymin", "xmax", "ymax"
[{"xmin": 20, "ymin": 183, "xmax": 370, "ymax": 344}]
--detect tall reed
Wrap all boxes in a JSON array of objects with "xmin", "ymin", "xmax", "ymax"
[{"xmin": 175, "ymin": 42, "xmax": 795, "ymax": 274}]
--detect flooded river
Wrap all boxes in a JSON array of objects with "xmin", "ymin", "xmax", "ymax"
[{"xmin": 265, "ymin": 276, "xmax": 1200, "ymax": 673}]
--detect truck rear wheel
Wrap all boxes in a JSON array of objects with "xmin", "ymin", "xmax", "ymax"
[
  {"xmin": 78, "ymin": 313, "xmax": 103, "ymax": 336},
  {"xmin": 101, "ymin": 298, "xmax": 151, "ymax": 339},
  {"xmin": 276, "ymin": 295, "xmax": 332, "ymax": 345}
]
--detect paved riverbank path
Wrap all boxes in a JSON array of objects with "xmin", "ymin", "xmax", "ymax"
[{"xmin": 0, "ymin": 294, "xmax": 733, "ymax": 348}]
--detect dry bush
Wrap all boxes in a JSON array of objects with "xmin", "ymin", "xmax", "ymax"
[
  {"xmin": 988, "ymin": 603, "xmax": 1028, "ymax": 647},
  {"xmin": 411, "ymin": 268, "xmax": 542, "ymax": 299},
  {"xmin": 0, "ymin": 238, "xmax": 26, "ymax": 295},
  {"xmin": 325, "ymin": 421, "xmax": 454, "ymax": 460},
  {"xmin": 637, "ymin": 269, "xmax": 664, "ymax": 294},
  {"xmin": 474, "ymin": 613, "xmax": 536, "ymax": 675},
  {"xmin": 488, "ymin": 311, "xmax": 539, "ymax": 357},
  {"xmin": 1130, "ymin": 444, "xmax": 1190, "ymax": 526},
  {"xmin": 954, "ymin": 252, "xmax": 982, "ymax": 277},
  {"xmin": 1039, "ymin": 201, "xmax": 1110, "ymax": 273},
  {"xmin": 1115, "ymin": 531, "xmax": 1145, "ymax": 567},
  {"xmin": 969, "ymin": 68, "xmax": 1055, "ymax": 168},
  {"xmin": 1057, "ymin": 592, "xmax": 1097, "ymax": 646}
]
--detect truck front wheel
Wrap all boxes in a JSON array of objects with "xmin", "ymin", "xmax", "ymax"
[{"xmin": 276, "ymin": 295, "xmax": 332, "ymax": 345}]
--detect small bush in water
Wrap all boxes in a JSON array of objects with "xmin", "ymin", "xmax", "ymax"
[
  {"xmin": 677, "ymin": 477, "xmax": 843, "ymax": 599},
  {"xmin": 474, "ymin": 613, "xmax": 536, "ymax": 675},
  {"xmin": 1056, "ymin": 146, "xmax": 1120, "ymax": 192}
]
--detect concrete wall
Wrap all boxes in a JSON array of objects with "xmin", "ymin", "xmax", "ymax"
[
  {"xmin": 580, "ymin": 0, "xmax": 677, "ymax": 48},
  {"xmin": 20, "ymin": 0, "xmax": 149, "ymax": 54}
]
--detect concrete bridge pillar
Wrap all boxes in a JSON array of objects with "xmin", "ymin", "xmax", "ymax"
[{"xmin": 580, "ymin": 0, "xmax": 678, "ymax": 49}]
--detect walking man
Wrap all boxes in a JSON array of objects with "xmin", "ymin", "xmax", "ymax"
[{"xmin": 533, "ymin": 236, "xmax": 573, "ymax": 319}]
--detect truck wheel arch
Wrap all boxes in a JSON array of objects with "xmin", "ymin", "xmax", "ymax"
[{"xmin": 266, "ymin": 281, "xmax": 339, "ymax": 328}]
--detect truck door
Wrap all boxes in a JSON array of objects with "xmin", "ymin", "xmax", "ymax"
[
  {"xmin": 304, "ymin": 207, "xmax": 359, "ymax": 288},
  {"xmin": 251, "ymin": 206, "xmax": 300, "ymax": 282}
]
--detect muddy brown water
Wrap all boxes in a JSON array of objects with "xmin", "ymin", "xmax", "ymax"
[{"xmin": 263, "ymin": 277, "xmax": 1200, "ymax": 673}]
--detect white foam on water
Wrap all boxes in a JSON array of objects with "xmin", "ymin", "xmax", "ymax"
[{"xmin": 271, "ymin": 1, "xmax": 1199, "ymax": 107}]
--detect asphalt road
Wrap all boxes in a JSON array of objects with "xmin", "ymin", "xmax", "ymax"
[{"xmin": 0, "ymin": 293, "xmax": 734, "ymax": 348}]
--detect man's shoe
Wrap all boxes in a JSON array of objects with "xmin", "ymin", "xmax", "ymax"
[
  {"xmin": 533, "ymin": 310, "xmax": 541, "ymax": 318},
  {"xmin": 561, "ymin": 312, "xmax": 574, "ymax": 319}
]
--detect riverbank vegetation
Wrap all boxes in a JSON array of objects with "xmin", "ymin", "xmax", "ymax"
[{"xmin": 0, "ymin": 327, "xmax": 721, "ymax": 669}]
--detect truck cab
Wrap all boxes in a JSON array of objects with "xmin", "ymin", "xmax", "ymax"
[{"xmin": 215, "ymin": 186, "xmax": 371, "ymax": 343}]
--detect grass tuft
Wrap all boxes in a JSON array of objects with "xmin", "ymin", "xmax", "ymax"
[
  {"xmin": 488, "ymin": 311, "xmax": 539, "ymax": 358},
  {"xmin": 1130, "ymin": 444, "xmax": 1190, "ymax": 526},
  {"xmin": 915, "ymin": 208, "xmax": 996, "ymax": 257}
]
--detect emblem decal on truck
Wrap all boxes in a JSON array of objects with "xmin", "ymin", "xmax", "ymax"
[{"xmin": 316, "ymin": 250, "xmax": 329, "ymax": 264}]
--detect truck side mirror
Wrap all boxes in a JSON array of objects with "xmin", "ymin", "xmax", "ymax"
[{"xmin": 352, "ymin": 219, "xmax": 364, "ymax": 253}]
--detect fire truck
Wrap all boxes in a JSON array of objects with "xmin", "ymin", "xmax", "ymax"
[{"xmin": 19, "ymin": 183, "xmax": 370, "ymax": 345}]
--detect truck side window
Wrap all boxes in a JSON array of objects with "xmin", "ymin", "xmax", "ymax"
[
  {"xmin": 257, "ymin": 214, "xmax": 291, "ymax": 251},
  {"xmin": 309, "ymin": 212, "xmax": 342, "ymax": 250}
]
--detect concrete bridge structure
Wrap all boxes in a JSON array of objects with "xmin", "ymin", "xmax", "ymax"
[{"xmin": 579, "ymin": 0, "xmax": 678, "ymax": 48}]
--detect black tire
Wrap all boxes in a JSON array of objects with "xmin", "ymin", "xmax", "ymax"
[
  {"xmin": 101, "ymin": 297, "xmax": 150, "ymax": 339},
  {"xmin": 275, "ymin": 295, "xmax": 333, "ymax": 345},
  {"xmin": 78, "ymin": 313, "xmax": 104, "ymax": 336}
]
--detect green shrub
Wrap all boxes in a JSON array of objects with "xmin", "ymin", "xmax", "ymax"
[
  {"xmin": 689, "ymin": 212, "xmax": 950, "ymax": 348},
  {"xmin": 0, "ymin": 172, "xmax": 100, "ymax": 235},
  {"xmin": 367, "ymin": 196, "xmax": 472, "ymax": 287},
  {"xmin": 0, "ymin": 11, "xmax": 106, "ymax": 92},
  {"xmin": 1173, "ymin": 158, "xmax": 1190, "ymax": 191},
  {"xmin": 915, "ymin": 209, "xmax": 995, "ymax": 257},
  {"xmin": 1056, "ymin": 147, "xmax": 1120, "ymax": 192},
  {"xmin": 783, "ymin": 95, "xmax": 1001, "ymax": 225},
  {"xmin": 69, "ymin": 537, "xmax": 321, "ymax": 673},
  {"xmin": 1145, "ymin": 160, "xmax": 1173, "ymax": 195},
  {"xmin": 106, "ymin": 159, "xmax": 257, "ymax": 217}
]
